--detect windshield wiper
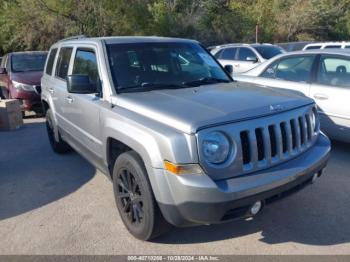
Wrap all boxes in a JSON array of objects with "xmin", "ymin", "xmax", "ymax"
[
  {"xmin": 118, "ymin": 82, "xmax": 189, "ymax": 93},
  {"xmin": 182, "ymin": 77, "xmax": 230, "ymax": 87}
]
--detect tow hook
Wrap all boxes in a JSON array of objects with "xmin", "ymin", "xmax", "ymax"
[
  {"xmin": 312, "ymin": 170, "xmax": 323, "ymax": 184},
  {"xmin": 249, "ymin": 201, "xmax": 264, "ymax": 216}
]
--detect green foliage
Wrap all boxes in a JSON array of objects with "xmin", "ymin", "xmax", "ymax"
[{"xmin": 0, "ymin": 0, "xmax": 350, "ymax": 54}]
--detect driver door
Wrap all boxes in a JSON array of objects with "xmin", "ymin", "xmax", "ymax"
[
  {"xmin": 253, "ymin": 55, "xmax": 316, "ymax": 96},
  {"xmin": 217, "ymin": 47, "xmax": 239, "ymax": 74},
  {"xmin": 235, "ymin": 47, "xmax": 259, "ymax": 73},
  {"xmin": 63, "ymin": 46, "xmax": 104, "ymax": 160},
  {"xmin": 310, "ymin": 54, "xmax": 350, "ymax": 142}
]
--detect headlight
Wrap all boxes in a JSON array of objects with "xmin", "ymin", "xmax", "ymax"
[
  {"xmin": 12, "ymin": 81, "xmax": 35, "ymax": 92},
  {"xmin": 202, "ymin": 131, "xmax": 230, "ymax": 164}
]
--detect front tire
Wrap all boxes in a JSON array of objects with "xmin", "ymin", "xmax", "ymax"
[
  {"xmin": 113, "ymin": 151, "xmax": 171, "ymax": 240},
  {"xmin": 46, "ymin": 109, "xmax": 70, "ymax": 154}
]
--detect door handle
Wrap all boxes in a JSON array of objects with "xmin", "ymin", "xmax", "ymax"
[
  {"xmin": 234, "ymin": 64, "xmax": 240, "ymax": 67},
  {"xmin": 66, "ymin": 96, "xmax": 74, "ymax": 103},
  {"xmin": 313, "ymin": 93, "xmax": 328, "ymax": 100},
  {"xmin": 48, "ymin": 87, "xmax": 54, "ymax": 94}
]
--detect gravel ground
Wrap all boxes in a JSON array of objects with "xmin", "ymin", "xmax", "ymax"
[{"xmin": 0, "ymin": 117, "xmax": 350, "ymax": 255}]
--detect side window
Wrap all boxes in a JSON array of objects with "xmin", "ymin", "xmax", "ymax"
[
  {"xmin": 55, "ymin": 47, "xmax": 73, "ymax": 80},
  {"xmin": 221, "ymin": 48, "xmax": 237, "ymax": 60},
  {"xmin": 260, "ymin": 61, "xmax": 279, "ymax": 78},
  {"xmin": 45, "ymin": 48, "xmax": 58, "ymax": 75},
  {"xmin": 317, "ymin": 56, "xmax": 350, "ymax": 88},
  {"xmin": 324, "ymin": 45, "xmax": 341, "ymax": 49},
  {"xmin": 72, "ymin": 49, "xmax": 99, "ymax": 84},
  {"xmin": 213, "ymin": 49, "xmax": 223, "ymax": 59},
  {"xmin": 305, "ymin": 46, "xmax": 321, "ymax": 50},
  {"xmin": 273, "ymin": 56, "xmax": 315, "ymax": 83},
  {"xmin": 238, "ymin": 47, "xmax": 256, "ymax": 61}
]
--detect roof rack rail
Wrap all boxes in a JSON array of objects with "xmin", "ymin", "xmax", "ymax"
[{"xmin": 58, "ymin": 35, "xmax": 87, "ymax": 42}]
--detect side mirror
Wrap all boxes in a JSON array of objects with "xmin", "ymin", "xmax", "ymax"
[
  {"xmin": 0, "ymin": 67, "xmax": 7, "ymax": 74},
  {"xmin": 224, "ymin": 65, "xmax": 233, "ymax": 74},
  {"xmin": 66, "ymin": 75, "xmax": 97, "ymax": 94},
  {"xmin": 246, "ymin": 56, "xmax": 258, "ymax": 63}
]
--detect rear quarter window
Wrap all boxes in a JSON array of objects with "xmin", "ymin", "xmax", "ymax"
[{"xmin": 45, "ymin": 48, "xmax": 58, "ymax": 75}]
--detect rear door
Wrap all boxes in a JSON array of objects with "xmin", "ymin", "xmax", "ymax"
[
  {"xmin": 63, "ymin": 45, "xmax": 103, "ymax": 159},
  {"xmin": 52, "ymin": 46, "xmax": 74, "ymax": 130},
  {"xmin": 217, "ymin": 47, "xmax": 238, "ymax": 72},
  {"xmin": 253, "ymin": 55, "xmax": 316, "ymax": 96},
  {"xmin": 310, "ymin": 54, "xmax": 350, "ymax": 142},
  {"xmin": 41, "ymin": 47, "xmax": 58, "ymax": 111}
]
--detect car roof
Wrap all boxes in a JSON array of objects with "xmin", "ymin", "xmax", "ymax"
[
  {"xmin": 54, "ymin": 36, "xmax": 199, "ymax": 46},
  {"xmin": 212, "ymin": 43, "xmax": 277, "ymax": 49},
  {"xmin": 9, "ymin": 51, "xmax": 48, "ymax": 55},
  {"xmin": 305, "ymin": 42, "xmax": 350, "ymax": 46},
  {"xmin": 281, "ymin": 49, "xmax": 350, "ymax": 56}
]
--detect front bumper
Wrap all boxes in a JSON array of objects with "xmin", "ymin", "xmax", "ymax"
[
  {"xmin": 10, "ymin": 88, "xmax": 41, "ymax": 112},
  {"xmin": 154, "ymin": 133, "xmax": 330, "ymax": 226}
]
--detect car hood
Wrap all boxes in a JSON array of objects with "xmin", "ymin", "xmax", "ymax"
[
  {"xmin": 10, "ymin": 71, "xmax": 43, "ymax": 85},
  {"xmin": 113, "ymin": 82, "xmax": 313, "ymax": 134}
]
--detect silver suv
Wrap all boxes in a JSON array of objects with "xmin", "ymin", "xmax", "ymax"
[
  {"xmin": 41, "ymin": 36, "xmax": 330, "ymax": 240},
  {"xmin": 211, "ymin": 43, "xmax": 285, "ymax": 74}
]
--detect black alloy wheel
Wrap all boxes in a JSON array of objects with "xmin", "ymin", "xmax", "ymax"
[{"xmin": 117, "ymin": 168, "xmax": 144, "ymax": 224}]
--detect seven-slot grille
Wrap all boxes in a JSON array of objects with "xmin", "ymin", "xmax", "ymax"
[
  {"xmin": 239, "ymin": 111, "xmax": 317, "ymax": 171},
  {"xmin": 197, "ymin": 105, "xmax": 319, "ymax": 180}
]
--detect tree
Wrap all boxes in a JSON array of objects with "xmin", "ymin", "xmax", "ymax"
[{"xmin": 1, "ymin": 0, "xmax": 350, "ymax": 55}]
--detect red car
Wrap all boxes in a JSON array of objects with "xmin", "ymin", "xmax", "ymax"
[{"xmin": 0, "ymin": 51, "xmax": 48, "ymax": 115}]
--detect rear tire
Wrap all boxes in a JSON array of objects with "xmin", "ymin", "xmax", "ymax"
[
  {"xmin": 46, "ymin": 109, "xmax": 70, "ymax": 154},
  {"xmin": 113, "ymin": 151, "xmax": 171, "ymax": 240}
]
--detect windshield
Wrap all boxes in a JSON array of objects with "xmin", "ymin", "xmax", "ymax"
[
  {"xmin": 106, "ymin": 42, "xmax": 231, "ymax": 92},
  {"xmin": 11, "ymin": 53, "xmax": 47, "ymax": 72},
  {"xmin": 254, "ymin": 46, "xmax": 284, "ymax": 60}
]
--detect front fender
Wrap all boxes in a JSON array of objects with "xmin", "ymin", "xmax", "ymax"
[{"xmin": 101, "ymin": 107, "xmax": 198, "ymax": 202}]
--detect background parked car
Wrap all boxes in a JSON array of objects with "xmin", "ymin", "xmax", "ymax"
[
  {"xmin": 0, "ymin": 51, "xmax": 48, "ymax": 115},
  {"xmin": 234, "ymin": 49, "xmax": 350, "ymax": 143},
  {"xmin": 277, "ymin": 41, "xmax": 313, "ymax": 52},
  {"xmin": 303, "ymin": 42, "xmax": 350, "ymax": 50},
  {"xmin": 210, "ymin": 43, "xmax": 285, "ymax": 74}
]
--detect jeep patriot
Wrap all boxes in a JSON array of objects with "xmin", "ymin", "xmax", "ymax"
[{"xmin": 41, "ymin": 36, "xmax": 331, "ymax": 240}]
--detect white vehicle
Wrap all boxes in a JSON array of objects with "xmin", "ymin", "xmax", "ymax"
[
  {"xmin": 234, "ymin": 49, "xmax": 350, "ymax": 143},
  {"xmin": 210, "ymin": 44, "xmax": 285, "ymax": 74},
  {"xmin": 303, "ymin": 42, "xmax": 350, "ymax": 50}
]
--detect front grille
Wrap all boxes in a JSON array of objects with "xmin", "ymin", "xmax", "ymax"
[
  {"xmin": 34, "ymin": 85, "xmax": 41, "ymax": 94},
  {"xmin": 239, "ymin": 111, "xmax": 316, "ymax": 171},
  {"xmin": 198, "ymin": 105, "xmax": 319, "ymax": 180}
]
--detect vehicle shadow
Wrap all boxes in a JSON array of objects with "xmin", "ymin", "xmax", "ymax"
[
  {"xmin": 155, "ymin": 141, "xmax": 350, "ymax": 246},
  {"xmin": 0, "ymin": 120, "xmax": 96, "ymax": 220}
]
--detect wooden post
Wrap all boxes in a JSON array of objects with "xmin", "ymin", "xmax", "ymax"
[{"xmin": 256, "ymin": 24, "xmax": 259, "ymax": 43}]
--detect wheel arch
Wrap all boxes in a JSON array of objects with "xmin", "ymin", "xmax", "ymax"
[
  {"xmin": 41, "ymin": 99, "xmax": 50, "ymax": 114},
  {"xmin": 103, "ymin": 122, "xmax": 166, "ymax": 204}
]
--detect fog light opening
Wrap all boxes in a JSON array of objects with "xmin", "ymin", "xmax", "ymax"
[{"xmin": 250, "ymin": 201, "xmax": 263, "ymax": 216}]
